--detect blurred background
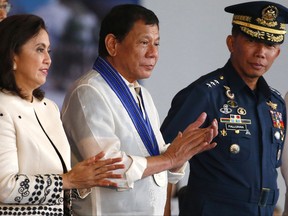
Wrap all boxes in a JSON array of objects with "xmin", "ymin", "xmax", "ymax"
[
  {"xmin": 9, "ymin": 0, "xmax": 140, "ymax": 105},
  {"xmin": 8, "ymin": 0, "xmax": 288, "ymax": 215}
]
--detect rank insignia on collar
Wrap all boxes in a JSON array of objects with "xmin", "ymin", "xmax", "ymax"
[{"xmin": 266, "ymin": 101, "xmax": 277, "ymax": 110}]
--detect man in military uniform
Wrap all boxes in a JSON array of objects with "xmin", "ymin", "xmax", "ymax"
[{"xmin": 161, "ymin": 1, "xmax": 288, "ymax": 215}]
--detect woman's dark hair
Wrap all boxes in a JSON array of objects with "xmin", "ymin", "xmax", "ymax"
[
  {"xmin": 0, "ymin": 14, "xmax": 47, "ymax": 100},
  {"xmin": 98, "ymin": 4, "xmax": 159, "ymax": 57}
]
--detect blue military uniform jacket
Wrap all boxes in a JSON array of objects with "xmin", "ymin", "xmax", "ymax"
[{"xmin": 161, "ymin": 60, "xmax": 286, "ymax": 216}]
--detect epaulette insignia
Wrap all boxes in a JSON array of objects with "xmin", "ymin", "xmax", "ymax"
[
  {"xmin": 206, "ymin": 79, "xmax": 220, "ymax": 88},
  {"xmin": 269, "ymin": 86, "xmax": 282, "ymax": 96}
]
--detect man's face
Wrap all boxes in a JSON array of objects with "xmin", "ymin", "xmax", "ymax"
[
  {"xmin": 227, "ymin": 33, "xmax": 280, "ymax": 88},
  {"xmin": 109, "ymin": 20, "xmax": 160, "ymax": 83},
  {"xmin": 0, "ymin": 0, "xmax": 9, "ymax": 22}
]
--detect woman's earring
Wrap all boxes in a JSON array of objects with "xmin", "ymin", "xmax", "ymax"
[{"xmin": 13, "ymin": 63, "xmax": 17, "ymax": 70}]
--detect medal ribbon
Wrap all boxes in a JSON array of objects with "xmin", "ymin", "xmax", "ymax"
[{"xmin": 93, "ymin": 56, "xmax": 160, "ymax": 156}]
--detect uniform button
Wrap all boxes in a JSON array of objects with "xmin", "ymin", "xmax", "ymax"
[
  {"xmin": 230, "ymin": 144, "xmax": 240, "ymax": 154},
  {"xmin": 274, "ymin": 131, "xmax": 281, "ymax": 140}
]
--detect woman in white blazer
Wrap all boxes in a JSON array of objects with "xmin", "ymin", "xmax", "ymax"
[{"xmin": 0, "ymin": 14, "xmax": 124, "ymax": 215}]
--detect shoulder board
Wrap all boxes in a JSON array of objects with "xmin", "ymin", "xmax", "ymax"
[
  {"xmin": 203, "ymin": 74, "xmax": 225, "ymax": 89},
  {"xmin": 269, "ymin": 86, "xmax": 285, "ymax": 105},
  {"xmin": 269, "ymin": 86, "xmax": 282, "ymax": 96}
]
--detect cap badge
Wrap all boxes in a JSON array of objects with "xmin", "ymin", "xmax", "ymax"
[
  {"xmin": 262, "ymin": 5, "xmax": 278, "ymax": 21},
  {"xmin": 256, "ymin": 5, "xmax": 278, "ymax": 28}
]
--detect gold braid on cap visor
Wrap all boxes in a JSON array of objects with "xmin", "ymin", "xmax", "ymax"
[
  {"xmin": 232, "ymin": 20, "xmax": 286, "ymax": 34},
  {"xmin": 233, "ymin": 20, "xmax": 286, "ymax": 43}
]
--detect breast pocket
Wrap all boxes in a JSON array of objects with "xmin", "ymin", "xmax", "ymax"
[
  {"xmin": 270, "ymin": 127, "xmax": 284, "ymax": 168},
  {"xmin": 216, "ymin": 134, "xmax": 251, "ymax": 162}
]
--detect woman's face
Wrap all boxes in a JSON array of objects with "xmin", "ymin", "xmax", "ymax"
[
  {"xmin": 0, "ymin": 0, "xmax": 9, "ymax": 22},
  {"xmin": 13, "ymin": 28, "xmax": 51, "ymax": 96}
]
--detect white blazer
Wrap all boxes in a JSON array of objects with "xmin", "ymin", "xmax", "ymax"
[{"xmin": 0, "ymin": 91, "xmax": 71, "ymax": 215}]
